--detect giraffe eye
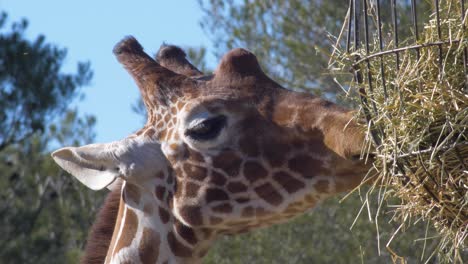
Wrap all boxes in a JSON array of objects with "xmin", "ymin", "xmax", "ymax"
[{"xmin": 185, "ymin": 115, "xmax": 227, "ymax": 141}]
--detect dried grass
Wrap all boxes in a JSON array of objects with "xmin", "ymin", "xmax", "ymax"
[{"xmin": 330, "ymin": 1, "xmax": 467, "ymax": 262}]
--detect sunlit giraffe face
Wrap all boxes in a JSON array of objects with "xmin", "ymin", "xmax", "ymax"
[
  {"xmin": 53, "ymin": 36, "xmax": 369, "ymax": 239},
  {"xmin": 104, "ymin": 38, "xmax": 368, "ymax": 234}
]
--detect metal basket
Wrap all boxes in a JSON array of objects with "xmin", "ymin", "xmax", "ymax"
[
  {"xmin": 342, "ymin": 1, "xmax": 468, "ymax": 260},
  {"xmin": 346, "ymin": 0, "xmax": 467, "ymax": 175}
]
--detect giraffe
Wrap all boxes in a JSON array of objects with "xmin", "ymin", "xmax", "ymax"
[{"xmin": 52, "ymin": 36, "xmax": 372, "ymax": 264}]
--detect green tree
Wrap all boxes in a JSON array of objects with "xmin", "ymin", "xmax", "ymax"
[
  {"xmin": 0, "ymin": 13, "xmax": 102, "ymax": 263},
  {"xmin": 0, "ymin": 12, "xmax": 92, "ymax": 151},
  {"xmin": 199, "ymin": 0, "xmax": 432, "ymax": 101},
  {"xmin": 199, "ymin": 0, "xmax": 349, "ymax": 99}
]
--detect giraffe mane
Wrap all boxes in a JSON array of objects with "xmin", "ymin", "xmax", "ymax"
[{"xmin": 81, "ymin": 186, "xmax": 121, "ymax": 264}]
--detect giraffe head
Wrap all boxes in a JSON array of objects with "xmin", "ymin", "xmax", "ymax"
[{"xmin": 52, "ymin": 37, "xmax": 370, "ymax": 262}]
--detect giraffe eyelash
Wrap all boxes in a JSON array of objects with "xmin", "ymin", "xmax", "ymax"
[{"xmin": 185, "ymin": 115, "xmax": 227, "ymax": 141}]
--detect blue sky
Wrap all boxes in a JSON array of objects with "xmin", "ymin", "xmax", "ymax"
[{"xmin": 1, "ymin": 0, "xmax": 216, "ymax": 143}]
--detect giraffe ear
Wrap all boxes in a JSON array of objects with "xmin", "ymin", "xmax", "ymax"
[{"xmin": 51, "ymin": 143, "xmax": 120, "ymax": 190}]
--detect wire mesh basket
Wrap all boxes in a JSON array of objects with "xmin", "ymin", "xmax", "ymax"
[{"xmin": 342, "ymin": 0, "xmax": 467, "ymax": 261}]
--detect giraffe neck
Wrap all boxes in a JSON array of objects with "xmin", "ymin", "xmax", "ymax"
[{"xmin": 105, "ymin": 181, "xmax": 214, "ymax": 264}]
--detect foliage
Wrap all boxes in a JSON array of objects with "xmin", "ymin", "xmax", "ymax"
[
  {"xmin": 199, "ymin": 0, "xmax": 349, "ymax": 100},
  {"xmin": 0, "ymin": 12, "xmax": 92, "ymax": 151},
  {"xmin": 0, "ymin": 111, "xmax": 103, "ymax": 264},
  {"xmin": 0, "ymin": 13, "xmax": 101, "ymax": 264}
]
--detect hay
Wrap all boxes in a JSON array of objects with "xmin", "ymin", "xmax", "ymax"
[{"xmin": 331, "ymin": 1, "xmax": 467, "ymax": 262}]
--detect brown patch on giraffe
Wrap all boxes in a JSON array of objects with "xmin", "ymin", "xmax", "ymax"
[
  {"xmin": 155, "ymin": 186, "xmax": 166, "ymax": 201},
  {"xmin": 176, "ymin": 101, "xmax": 185, "ymax": 111},
  {"xmin": 304, "ymin": 135, "xmax": 329, "ymax": 156},
  {"xmin": 173, "ymin": 131, "xmax": 180, "ymax": 141},
  {"xmin": 336, "ymin": 167, "xmax": 361, "ymax": 178},
  {"xmin": 209, "ymin": 171, "xmax": 227, "ymax": 186},
  {"xmin": 314, "ymin": 180, "xmax": 330, "ymax": 193},
  {"xmin": 155, "ymin": 171, "xmax": 165, "ymax": 179},
  {"xmin": 255, "ymin": 207, "xmax": 271, "ymax": 217},
  {"xmin": 227, "ymin": 181, "xmax": 248, "ymax": 193},
  {"xmin": 170, "ymin": 106, "xmax": 177, "ymax": 115},
  {"xmin": 272, "ymin": 103, "xmax": 297, "ymax": 126},
  {"xmin": 229, "ymin": 219, "xmax": 253, "ymax": 226},
  {"xmin": 143, "ymin": 204, "xmax": 154, "ymax": 215},
  {"xmin": 169, "ymin": 96, "xmax": 179, "ymax": 104},
  {"xmin": 174, "ymin": 166, "xmax": 184, "ymax": 178},
  {"xmin": 183, "ymin": 163, "xmax": 207, "ymax": 181},
  {"xmin": 335, "ymin": 181, "xmax": 348, "ymax": 193},
  {"xmin": 262, "ymin": 141, "xmax": 290, "ymax": 166},
  {"xmin": 285, "ymin": 200, "xmax": 305, "ymax": 212},
  {"xmin": 135, "ymin": 128, "xmax": 145, "ymax": 136},
  {"xmin": 238, "ymin": 135, "xmax": 259, "ymax": 157},
  {"xmin": 199, "ymin": 228, "xmax": 214, "ymax": 239},
  {"xmin": 157, "ymin": 121, "xmax": 164, "ymax": 129},
  {"xmin": 185, "ymin": 182, "xmax": 201, "ymax": 198},
  {"xmin": 210, "ymin": 216, "xmax": 223, "ymax": 225},
  {"xmin": 178, "ymin": 205, "xmax": 203, "ymax": 226},
  {"xmin": 290, "ymin": 137, "xmax": 307, "ymax": 150},
  {"xmin": 212, "ymin": 203, "xmax": 233, "ymax": 213},
  {"xmin": 143, "ymin": 128, "xmax": 156, "ymax": 138},
  {"xmin": 288, "ymin": 154, "xmax": 322, "ymax": 178},
  {"xmin": 304, "ymin": 194, "xmax": 317, "ymax": 205},
  {"xmin": 243, "ymin": 161, "xmax": 268, "ymax": 183},
  {"xmin": 241, "ymin": 206, "xmax": 255, "ymax": 217},
  {"xmin": 139, "ymin": 228, "xmax": 160, "ymax": 264},
  {"xmin": 123, "ymin": 183, "xmax": 141, "ymax": 204},
  {"xmin": 187, "ymin": 148, "xmax": 204, "ymax": 162},
  {"xmin": 235, "ymin": 197, "xmax": 250, "ymax": 203},
  {"xmin": 212, "ymin": 150, "xmax": 242, "ymax": 176},
  {"xmin": 164, "ymin": 113, "xmax": 171, "ymax": 123},
  {"xmin": 174, "ymin": 220, "xmax": 198, "ymax": 244},
  {"xmin": 169, "ymin": 143, "xmax": 178, "ymax": 152},
  {"xmin": 170, "ymin": 116, "xmax": 177, "ymax": 126},
  {"xmin": 205, "ymin": 188, "xmax": 229, "ymax": 203},
  {"xmin": 158, "ymin": 129, "xmax": 167, "ymax": 141},
  {"xmin": 113, "ymin": 208, "xmax": 138, "ymax": 254},
  {"xmin": 167, "ymin": 231, "xmax": 192, "ymax": 258},
  {"xmin": 272, "ymin": 171, "xmax": 305, "ymax": 194},
  {"xmin": 159, "ymin": 206, "xmax": 170, "ymax": 224},
  {"xmin": 254, "ymin": 183, "xmax": 283, "ymax": 206}
]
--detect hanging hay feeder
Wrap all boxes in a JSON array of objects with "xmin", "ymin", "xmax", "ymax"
[{"xmin": 333, "ymin": 0, "xmax": 467, "ymax": 262}]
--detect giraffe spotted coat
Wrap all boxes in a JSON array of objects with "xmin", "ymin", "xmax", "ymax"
[{"xmin": 52, "ymin": 37, "xmax": 372, "ymax": 264}]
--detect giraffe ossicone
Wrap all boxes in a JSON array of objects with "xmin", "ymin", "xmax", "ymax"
[{"xmin": 52, "ymin": 36, "xmax": 372, "ymax": 264}]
